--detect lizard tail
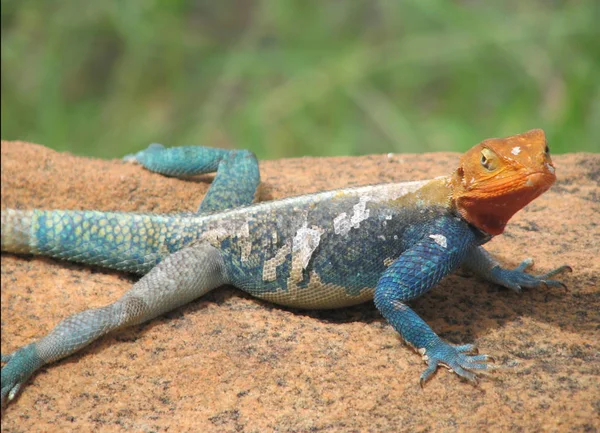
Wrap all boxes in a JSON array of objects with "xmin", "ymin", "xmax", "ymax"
[
  {"xmin": 1, "ymin": 209, "xmax": 35, "ymax": 254},
  {"xmin": 1, "ymin": 209, "xmax": 186, "ymax": 274}
]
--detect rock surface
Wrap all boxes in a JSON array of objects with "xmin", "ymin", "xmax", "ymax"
[{"xmin": 1, "ymin": 141, "xmax": 599, "ymax": 432}]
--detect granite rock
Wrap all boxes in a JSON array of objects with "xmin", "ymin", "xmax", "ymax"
[{"xmin": 1, "ymin": 141, "xmax": 599, "ymax": 432}]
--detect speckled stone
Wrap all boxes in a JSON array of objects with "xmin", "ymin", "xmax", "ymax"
[{"xmin": 1, "ymin": 141, "xmax": 598, "ymax": 432}]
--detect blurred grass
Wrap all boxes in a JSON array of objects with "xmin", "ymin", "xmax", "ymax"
[{"xmin": 1, "ymin": 0, "xmax": 599, "ymax": 159}]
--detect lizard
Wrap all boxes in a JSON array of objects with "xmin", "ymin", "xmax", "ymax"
[{"xmin": 0, "ymin": 129, "xmax": 571, "ymax": 409}]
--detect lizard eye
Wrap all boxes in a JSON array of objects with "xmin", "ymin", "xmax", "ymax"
[
  {"xmin": 480, "ymin": 148, "xmax": 497, "ymax": 171},
  {"xmin": 545, "ymin": 144, "xmax": 550, "ymax": 154}
]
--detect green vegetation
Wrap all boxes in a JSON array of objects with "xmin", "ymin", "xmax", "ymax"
[{"xmin": 2, "ymin": 1, "xmax": 599, "ymax": 158}]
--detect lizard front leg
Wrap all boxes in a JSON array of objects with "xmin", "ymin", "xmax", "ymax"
[
  {"xmin": 463, "ymin": 246, "xmax": 571, "ymax": 293},
  {"xmin": 374, "ymin": 216, "xmax": 491, "ymax": 385},
  {"xmin": 1, "ymin": 242, "xmax": 227, "ymax": 408}
]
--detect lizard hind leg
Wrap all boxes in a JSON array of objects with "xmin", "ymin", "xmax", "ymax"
[
  {"xmin": 1, "ymin": 242, "xmax": 228, "ymax": 409},
  {"xmin": 196, "ymin": 149, "xmax": 260, "ymax": 214},
  {"xmin": 124, "ymin": 144, "xmax": 260, "ymax": 213},
  {"xmin": 124, "ymin": 143, "xmax": 231, "ymax": 177}
]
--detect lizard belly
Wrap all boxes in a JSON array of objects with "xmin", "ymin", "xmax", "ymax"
[{"xmin": 249, "ymin": 270, "xmax": 377, "ymax": 309}]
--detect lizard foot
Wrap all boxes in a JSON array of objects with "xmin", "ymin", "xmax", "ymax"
[
  {"xmin": 1, "ymin": 345, "xmax": 43, "ymax": 409},
  {"xmin": 419, "ymin": 341, "xmax": 492, "ymax": 387},
  {"xmin": 123, "ymin": 143, "xmax": 165, "ymax": 163},
  {"xmin": 491, "ymin": 259, "xmax": 572, "ymax": 293}
]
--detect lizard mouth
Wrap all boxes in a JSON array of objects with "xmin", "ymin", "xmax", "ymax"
[
  {"xmin": 477, "ymin": 168, "xmax": 556, "ymax": 199},
  {"xmin": 453, "ymin": 169, "xmax": 556, "ymax": 236},
  {"xmin": 523, "ymin": 171, "xmax": 555, "ymax": 189}
]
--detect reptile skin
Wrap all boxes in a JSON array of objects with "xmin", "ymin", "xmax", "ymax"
[{"xmin": 1, "ymin": 130, "xmax": 570, "ymax": 408}]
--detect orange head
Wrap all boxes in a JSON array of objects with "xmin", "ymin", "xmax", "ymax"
[{"xmin": 450, "ymin": 129, "xmax": 556, "ymax": 235}]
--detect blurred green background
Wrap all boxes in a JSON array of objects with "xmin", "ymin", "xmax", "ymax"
[{"xmin": 1, "ymin": 0, "xmax": 599, "ymax": 159}]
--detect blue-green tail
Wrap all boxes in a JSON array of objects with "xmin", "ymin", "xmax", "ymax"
[{"xmin": 1, "ymin": 209, "xmax": 194, "ymax": 274}]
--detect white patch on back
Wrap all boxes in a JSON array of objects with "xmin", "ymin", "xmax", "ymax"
[
  {"xmin": 333, "ymin": 180, "xmax": 436, "ymax": 234},
  {"xmin": 262, "ymin": 242, "xmax": 291, "ymax": 282},
  {"xmin": 292, "ymin": 223, "xmax": 324, "ymax": 270},
  {"xmin": 429, "ymin": 234, "xmax": 447, "ymax": 248},
  {"xmin": 333, "ymin": 212, "xmax": 350, "ymax": 235},
  {"xmin": 334, "ymin": 195, "xmax": 372, "ymax": 235},
  {"xmin": 350, "ymin": 195, "xmax": 371, "ymax": 229},
  {"xmin": 238, "ymin": 221, "xmax": 252, "ymax": 262},
  {"xmin": 511, "ymin": 146, "xmax": 521, "ymax": 155}
]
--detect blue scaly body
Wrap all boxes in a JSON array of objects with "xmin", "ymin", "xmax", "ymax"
[{"xmin": 1, "ymin": 132, "xmax": 570, "ymax": 408}]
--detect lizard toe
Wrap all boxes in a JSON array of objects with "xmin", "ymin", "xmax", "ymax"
[
  {"xmin": 514, "ymin": 258, "xmax": 534, "ymax": 272},
  {"xmin": 491, "ymin": 263, "xmax": 571, "ymax": 293},
  {"xmin": 453, "ymin": 343, "xmax": 478, "ymax": 354},
  {"xmin": 1, "ymin": 345, "xmax": 43, "ymax": 409},
  {"xmin": 419, "ymin": 340, "xmax": 493, "ymax": 386}
]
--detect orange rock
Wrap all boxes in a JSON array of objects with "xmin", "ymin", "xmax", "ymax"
[{"xmin": 1, "ymin": 141, "xmax": 598, "ymax": 432}]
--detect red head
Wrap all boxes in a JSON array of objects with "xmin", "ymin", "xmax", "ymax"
[{"xmin": 450, "ymin": 129, "xmax": 556, "ymax": 235}]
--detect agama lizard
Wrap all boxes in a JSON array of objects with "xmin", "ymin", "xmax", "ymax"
[{"xmin": 1, "ymin": 129, "xmax": 571, "ymax": 408}]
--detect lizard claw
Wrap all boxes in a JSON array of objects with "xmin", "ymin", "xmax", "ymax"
[
  {"xmin": 491, "ymin": 260, "xmax": 572, "ymax": 294},
  {"xmin": 1, "ymin": 345, "xmax": 44, "ymax": 410},
  {"xmin": 419, "ymin": 340, "xmax": 493, "ymax": 387}
]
